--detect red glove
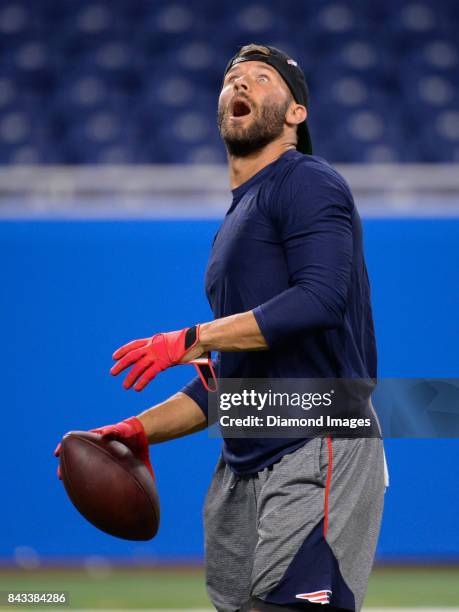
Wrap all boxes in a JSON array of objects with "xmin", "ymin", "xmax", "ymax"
[
  {"xmin": 53, "ymin": 416, "xmax": 154, "ymax": 480},
  {"xmin": 110, "ymin": 324, "xmax": 217, "ymax": 392}
]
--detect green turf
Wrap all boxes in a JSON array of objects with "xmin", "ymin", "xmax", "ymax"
[
  {"xmin": 0, "ymin": 566, "xmax": 458, "ymax": 609},
  {"xmin": 0, "ymin": 569, "xmax": 207, "ymax": 609},
  {"xmin": 367, "ymin": 567, "xmax": 459, "ymax": 607}
]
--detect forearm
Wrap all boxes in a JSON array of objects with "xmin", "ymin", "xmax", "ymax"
[
  {"xmin": 137, "ymin": 392, "xmax": 207, "ymax": 444},
  {"xmin": 134, "ymin": 313, "xmax": 267, "ymax": 438},
  {"xmin": 198, "ymin": 310, "xmax": 268, "ymax": 353}
]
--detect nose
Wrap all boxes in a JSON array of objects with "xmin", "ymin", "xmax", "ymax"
[{"xmin": 233, "ymin": 75, "xmax": 249, "ymax": 93}]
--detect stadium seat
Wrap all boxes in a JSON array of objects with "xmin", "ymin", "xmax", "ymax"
[{"xmin": 0, "ymin": 0, "xmax": 457, "ymax": 163}]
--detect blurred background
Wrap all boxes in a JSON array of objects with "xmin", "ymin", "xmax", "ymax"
[{"xmin": 1, "ymin": 0, "xmax": 459, "ymax": 609}]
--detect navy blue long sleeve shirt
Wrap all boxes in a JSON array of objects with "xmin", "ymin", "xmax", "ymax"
[{"xmin": 182, "ymin": 150, "xmax": 377, "ymax": 474}]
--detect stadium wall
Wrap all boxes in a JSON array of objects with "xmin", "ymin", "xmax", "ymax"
[{"xmin": 2, "ymin": 217, "xmax": 459, "ymax": 564}]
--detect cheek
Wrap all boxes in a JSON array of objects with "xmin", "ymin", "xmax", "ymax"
[
  {"xmin": 218, "ymin": 87, "xmax": 231, "ymax": 110},
  {"xmin": 263, "ymin": 92, "xmax": 288, "ymax": 116},
  {"xmin": 255, "ymin": 92, "xmax": 272, "ymax": 113}
]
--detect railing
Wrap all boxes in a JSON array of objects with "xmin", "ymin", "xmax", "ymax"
[{"xmin": 0, "ymin": 164, "xmax": 458, "ymax": 217}]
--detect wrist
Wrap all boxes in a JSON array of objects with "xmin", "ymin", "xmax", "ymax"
[
  {"xmin": 135, "ymin": 414, "xmax": 149, "ymax": 436},
  {"xmin": 197, "ymin": 322, "xmax": 213, "ymax": 353}
]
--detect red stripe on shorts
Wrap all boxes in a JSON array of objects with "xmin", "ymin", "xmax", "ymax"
[{"xmin": 323, "ymin": 435, "xmax": 333, "ymax": 539}]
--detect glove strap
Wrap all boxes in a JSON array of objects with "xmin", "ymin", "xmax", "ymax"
[
  {"xmin": 191, "ymin": 356, "xmax": 218, "ymax": 392},
  {"xmin": 185, "ymin": 325, "xmax": 218, "ymax": 392},
  {"xmin": 123, "ymin": 417, "xmax": 155, "ymax": 479},
  {"xmin": 124, "ymin": 416, "xmax": 149, "ymax": 444}
]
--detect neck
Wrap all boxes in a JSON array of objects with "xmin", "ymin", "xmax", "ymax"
[{"xmin": 227, "ymin": 141, "xmax": 296, "ymax": 190}]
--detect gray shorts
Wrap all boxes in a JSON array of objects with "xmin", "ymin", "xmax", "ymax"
[{"xmin": 204, "ymin": 437, "xmax": 386, "ymax": 611}]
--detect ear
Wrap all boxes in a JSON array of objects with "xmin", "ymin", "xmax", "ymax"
[{"xmin": 285, "ymin": 102, "xmax": 307, "ymax": 127}]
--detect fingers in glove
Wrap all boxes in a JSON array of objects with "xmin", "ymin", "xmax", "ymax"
[
  {"xmin": 133, "ymin": 363, "xmax": 162, "ymax": 392},
  {"xmin": 55, "ymin": 442, "xmax": 63, "ymax": 480},
  {"xmin": 112, "ymin": 338, "xmax": 149, "ymax": 361},
  {"xmin": 122, "ymin": 355, "xmax": 155, "ymax": 389},
  {"xmin": 90, "ymin": 427, "xmax": 119, "ymax": 440},
  {"xmin": 110, "ymin": 346, "xmax": 149, "ymax": 377}
]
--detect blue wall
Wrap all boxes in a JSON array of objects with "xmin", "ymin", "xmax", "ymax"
[{"xmin": 2, "ymin": 218, "xmax": 458, "ymax": 562}]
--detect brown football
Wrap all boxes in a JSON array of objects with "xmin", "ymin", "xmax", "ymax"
[{"xmin": 59, "ymin": 431, "xmax": 160, "ymax": 541}]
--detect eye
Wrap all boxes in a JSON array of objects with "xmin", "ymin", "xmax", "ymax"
[{"xmin": 257, "ymin": 74, "xmax": 270, "ymax": 83}]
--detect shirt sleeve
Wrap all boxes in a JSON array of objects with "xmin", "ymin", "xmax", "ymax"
[
  {"xmin": 180, "ymin": 353, "xmax": 221, "ymax": 419},
  {"xmin": 252, "ymin": 165, "xmax": 353, "ymax": 348}
]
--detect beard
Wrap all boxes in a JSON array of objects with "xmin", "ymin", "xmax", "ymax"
[{"xmin": 217, "ymin": 97, "xmax": 290, "ymax": 157}]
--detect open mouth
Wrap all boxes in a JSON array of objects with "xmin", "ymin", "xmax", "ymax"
[{"xmin": 231, "ymin": 99, "xmax": 252, "ymax": 117}]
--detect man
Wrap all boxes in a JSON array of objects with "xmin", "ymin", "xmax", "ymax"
[{"xmin": 55, "ymin": 44, "xmax": 386, "ymax": 611}]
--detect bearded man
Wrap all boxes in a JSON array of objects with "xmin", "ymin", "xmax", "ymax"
[{"xmin": 56, "ymin": 44, "xmax": 387, "ymax": 612}]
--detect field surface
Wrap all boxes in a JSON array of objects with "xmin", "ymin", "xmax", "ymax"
[{"xmin": 0, "ymin": 566, "xmax": 458, "ymax": 609}]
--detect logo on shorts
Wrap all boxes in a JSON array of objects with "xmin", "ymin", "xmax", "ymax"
[{"xmin": 295, "ymin": 590, "xmax": 332, "ymax": 604}]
